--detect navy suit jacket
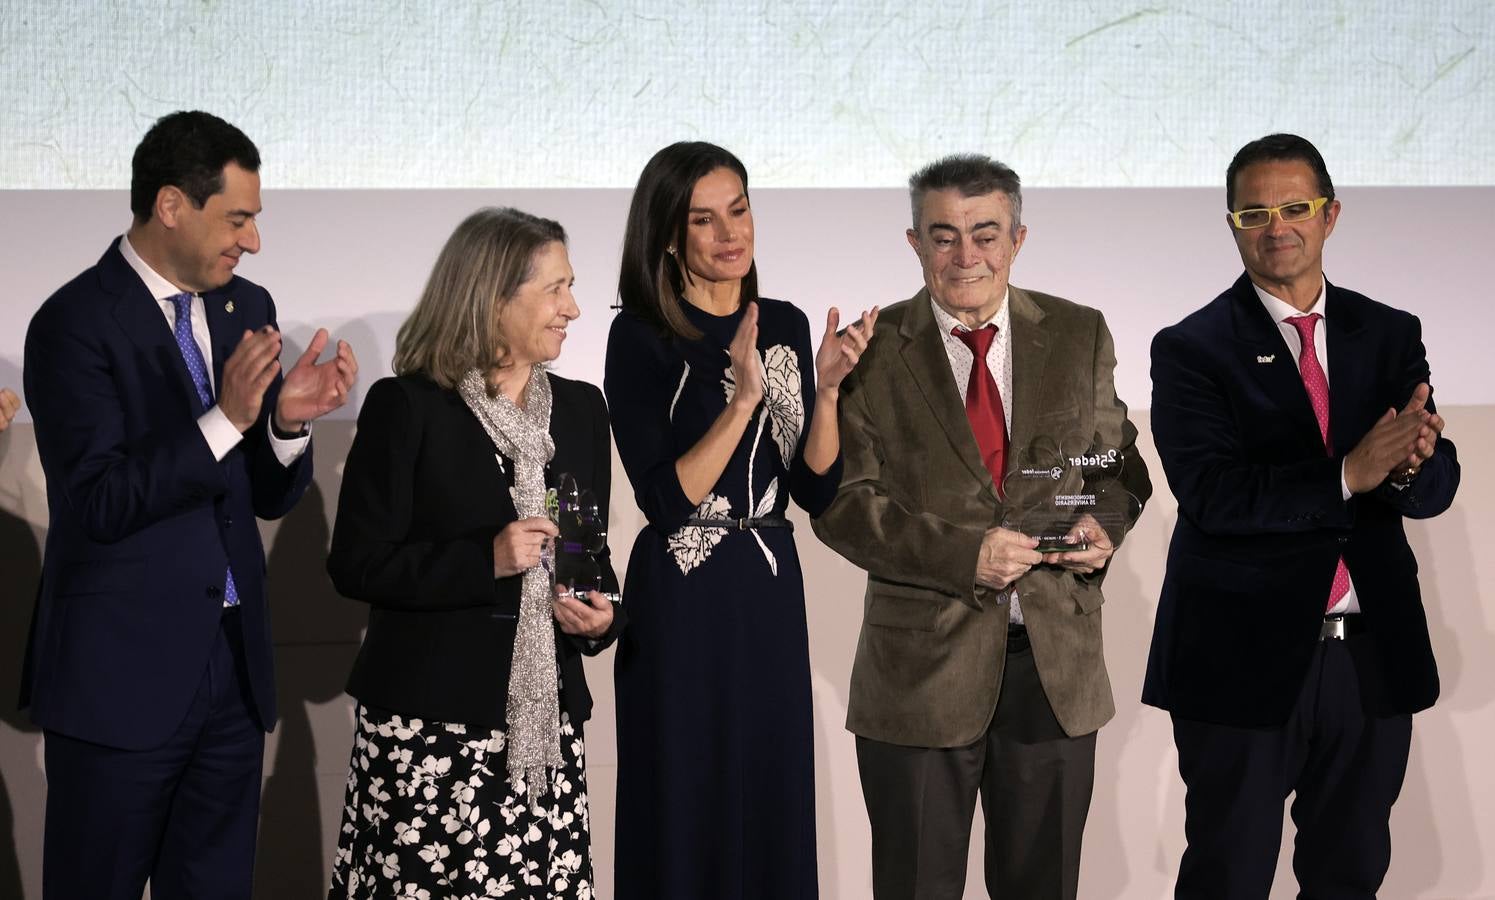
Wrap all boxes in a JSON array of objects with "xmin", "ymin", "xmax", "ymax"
[
  {"xmin": 1143, "ymin": 273, "xmax": 1459, "ymax": 727},
  {"xmin": 20, "ymin": 238, "xmax": 313, "ymax": 750}
]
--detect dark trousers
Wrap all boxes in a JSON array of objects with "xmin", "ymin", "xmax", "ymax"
[
  {"xmin": 1172, "ymin": 632, "xmax": 1413, "ymax": 900},
  {"xmin": 856, "ymin": 630, "xmax": 1097, "ymax": 900},
  {"xmin": 43, "ymin": 610, "xmax": 266, "ymax": 900}
]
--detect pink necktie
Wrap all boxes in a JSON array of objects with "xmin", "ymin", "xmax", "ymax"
[{"xmin": 1287, "ymin": 314, "xmax": 1350, "ymax": 612}]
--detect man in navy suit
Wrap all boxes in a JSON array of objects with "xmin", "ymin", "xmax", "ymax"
[
  {"xmin": 1144, "ymin": 133, "xmax": 1460, "ymax": 898},
  {"xmin": 21, "ymin": 110, "xmax": 357, "ymax": 899}
]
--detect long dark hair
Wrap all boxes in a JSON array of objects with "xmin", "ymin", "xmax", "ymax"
[{"xmin": 617, "ymin": 141, "xmax": 760, "ymax": 341}]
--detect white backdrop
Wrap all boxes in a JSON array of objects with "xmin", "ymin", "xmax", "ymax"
[{"xmin": 4, "ymin": 1, "xmax": 1492, "ymax": 189}]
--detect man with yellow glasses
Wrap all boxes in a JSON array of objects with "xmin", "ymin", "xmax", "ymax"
[{"xmin": 1143, "ymin": 133, "xmax": 1460, "ymax": 899}]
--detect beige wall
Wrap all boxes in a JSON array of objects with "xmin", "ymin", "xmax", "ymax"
[{"xmin": 0, "ymin": 187, "xmax": 1490, "ymax": 898}]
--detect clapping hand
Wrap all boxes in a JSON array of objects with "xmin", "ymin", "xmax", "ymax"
[
  {"xmin": 727, "ymin": 302, "xmax": 764, "ymax": 411},
  {"xmin": 275, "ymin": 328, "xmax": 358, "ymax": 432},
  {"xmin": 0, "ymin": 388, "xmax": 19, "ymax": 433},
  {"xmin": 816, "ymin": 307, "xmax": 879, "ymax": 393},
  {"xmin": 1344, "ymin": 383, "xmax": 1439, "ymax": 493},
  {"xmin": 219, "ymin": 327, "xmax": 283, "ymax": 432}
]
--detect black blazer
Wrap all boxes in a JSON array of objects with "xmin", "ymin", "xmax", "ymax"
[
  {"xmin": 327, "ymin": 372, "xmax": 622, "ymax": 729},
  {"xmin": 21, "ymin": 239, "xmax": 312, "ymax": 749},
  {"xmin": 1143, "ymin": 273, "xmax": 1459, "ymax": 727}
]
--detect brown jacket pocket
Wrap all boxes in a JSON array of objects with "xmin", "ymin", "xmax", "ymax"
[{"xmin": 865, "ymin": 580, "xmax": 944, "ymax": 631}]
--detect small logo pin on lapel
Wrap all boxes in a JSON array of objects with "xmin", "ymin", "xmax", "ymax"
[
  {"xmin": 1257, "ymin": 354, "xmax": 1275, "ymax": 363},
  {"xmin": 225, "ymin": 300, "xmax": 235, "ymax": 313}
]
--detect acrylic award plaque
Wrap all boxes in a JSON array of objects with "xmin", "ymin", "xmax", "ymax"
[
  {"xmin": 1000, "ymin": 434, "xmax": 1141, "ymax": 553},
  {"xmin": 543, "ymin": 472, "xmax": 611, "ymax": 599}
]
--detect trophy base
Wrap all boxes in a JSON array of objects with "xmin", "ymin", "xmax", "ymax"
[{"xmin": 1035, "ymin": 537, "xmax": 1088, "ymax": 553}]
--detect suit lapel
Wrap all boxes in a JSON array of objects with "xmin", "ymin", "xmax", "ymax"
[
  {"xmin": 895, "ymin": 290, "xmax": 996, "ymax": 498},
  {"xmin": 102, "ymin": 241, "xmax": 206, "ymax": 416},
  {"xmin": 202, "ymin": 284, "xmax": 246, "ymax": 397},
  {"xmin": 1005, "ymin": 286, "xmax": 1050, "ymax": 458},
  {"xmin": 1228, "ymin": 273, "xmax": 1322, "ymax": 441},
  {"xmin": 1323, "ymin": 279, "xmax": 1369, "ymax": 456}
]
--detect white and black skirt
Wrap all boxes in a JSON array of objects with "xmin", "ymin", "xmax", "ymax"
[{"xmin": 328, "ymin": 704, "xmax": 594, "ymax": 900}]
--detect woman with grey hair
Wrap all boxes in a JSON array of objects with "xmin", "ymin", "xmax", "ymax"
[{"xmin": 326, "ymin": 207, "xmax": 621, "ymax": 899}]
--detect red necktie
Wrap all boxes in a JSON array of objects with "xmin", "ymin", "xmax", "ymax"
[
  {"xmin": 1287, "ymin": 314, "xmax": 1350, "ymax": 612},
  {"xmin": 953, "ymin": 326, "xmax": 1007, "ymax": 494}
]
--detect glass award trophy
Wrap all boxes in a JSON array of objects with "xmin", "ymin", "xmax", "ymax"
[
  {"xmin": 543, "ymin": 472, "xmax": 618, "ymax": 603},
  {"xmin": 1000, "ymin": 434, "xmax": 1141, "ymax": 553}
]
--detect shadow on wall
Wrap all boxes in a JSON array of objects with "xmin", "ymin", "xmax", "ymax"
[
  {"xmin": 1380, "ymin": 499, "xmax": 1490, "ymax": 898},
  {"xmin": 253, "ymin": 420, "xmax": 365, "ymax": 898}
]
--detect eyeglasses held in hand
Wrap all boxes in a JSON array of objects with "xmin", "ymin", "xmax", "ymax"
[{"xmin": 1228, "ymin": 197, "xmax": 1328, "ymax": 230}]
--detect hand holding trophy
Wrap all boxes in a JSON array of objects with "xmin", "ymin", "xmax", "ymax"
[{"xmin": 1001, "ymin": 434, "xmax": 1141, "ymax": 572}]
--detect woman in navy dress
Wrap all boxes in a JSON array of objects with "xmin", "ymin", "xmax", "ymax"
[{"xmin": 605, "ymin": 142, "xmax": 876, "ymax": 899}]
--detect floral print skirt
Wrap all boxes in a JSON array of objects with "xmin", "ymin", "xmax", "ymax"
[{"xmin": 329, "ymin": 704, "xmax": 594, "ymax": 900}]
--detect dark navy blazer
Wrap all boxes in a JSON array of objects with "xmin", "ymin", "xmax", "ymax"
[
  {"xmin": 21, "ymin": 238, "xmax": 313, "ymax": 750},
  {"xmin": 1143, "ymin": 273, "xmax": 1459, "ymax": 727}
]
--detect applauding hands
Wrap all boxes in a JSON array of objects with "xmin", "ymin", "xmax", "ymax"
[
  {"xmin": 816, "ymin": 306, "xmax": 879, "ymax": 394},
  {"xmin": 0, "ymin": 388, "xmax": 18, "ymax": 433},
  {"xmin": 275, "ymin": 328, "xmax": 359, "ymax": 433},
  {"xmin": 218, "ymin": 326, "xmax": 358, "ymax": 434}
]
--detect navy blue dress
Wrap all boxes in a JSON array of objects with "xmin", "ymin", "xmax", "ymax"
[{"xmin": 605, "ymin": 298, "xmax": 842, "ymax": 900}]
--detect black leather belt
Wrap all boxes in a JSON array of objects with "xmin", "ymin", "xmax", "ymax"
[
  {"xmin": 685, "ymin": 516, "xmax": 793, "ymax": 531},
  {"xmin": 1006, "ymin": 622, "xmax": 1029, "ymax": 652},
  {"xmin": 1320, "ymin": 614, "xmax": 1365, "ymax": 641}
]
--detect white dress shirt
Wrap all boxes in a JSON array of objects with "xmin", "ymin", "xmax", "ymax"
[
  {"xmin": 1252, "ymin": 279, "xmax": 1358, "ymax": 615},
  {"xmin": 930, "ymin": 292, "xmax": 1024, "ymax": 624},
  {"xmin": 120, "ymin": 235, "xmax": 309, "ymax": 467}
]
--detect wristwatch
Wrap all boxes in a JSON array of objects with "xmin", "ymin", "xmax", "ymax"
[{"xmin": 1388, "ymin": 466, "xmax": 1419, "ymax": 490}]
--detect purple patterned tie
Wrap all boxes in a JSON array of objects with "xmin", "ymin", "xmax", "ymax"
[
  {"xmin": 1288, "ymin": 313, "xmax": 1349, "ymax": 612},
  {"xmin": 170, "ymin": 293, "xmax": 239, "ymax": 607}
]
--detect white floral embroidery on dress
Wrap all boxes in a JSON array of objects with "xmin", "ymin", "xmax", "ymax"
[
  {"xmin": 761, "ymin": 344, "xmax": 803, "ymax": 465},
  {"xmin": 749, "ymin": 476, "xmax": 780, "ymax": 576},
  {"xmin": 720, "ymin": 345, "xmax": 804, "ymax": 464},
  {"xmin": 712, "ymin": 343, "xmax": 803, "ymax": 577},
  {"xmin": 668, "ymin": 493, "xmax": 731, "ymax": 575}
]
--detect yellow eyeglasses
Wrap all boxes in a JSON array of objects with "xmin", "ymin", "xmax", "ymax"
[{"xmin": 1228, "ymin": 197, "xmax": 1328, "ymax": 230}]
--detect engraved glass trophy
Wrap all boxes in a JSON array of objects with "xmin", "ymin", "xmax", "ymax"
[
  {"xmin": 543, "ymin": 472, "xmax": 618, "ymax": 603},
  {"xmin": 1000, "ymin": 434, "xmax": 1141, "ymax": 552}
]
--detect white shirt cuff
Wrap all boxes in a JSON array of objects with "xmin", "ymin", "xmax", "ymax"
[
  {"xmin": 269, "ymin": 419, "xmax": 312, "ymax": 467},
  {"xmin": 1339, "ymin": 459, "xmax": 1351, "ymax": 502},
  {"xmin": 199, "ymin": 406, "xmax": 244, "ymax": 462}
]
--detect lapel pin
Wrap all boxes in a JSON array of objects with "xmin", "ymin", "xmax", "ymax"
[
  {"xmin": 225, "ymin": 300, "xmax": 235, "ymax": 313},
  {"xmin": 1256, "ymin": 354, "xmax": 1275, "ymax": 363}
]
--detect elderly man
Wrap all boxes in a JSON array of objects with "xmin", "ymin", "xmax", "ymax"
[
  {"xmin": 22, "ymin": 110, "xmax": 357, "ymax": 899},
  {"xmin": 814, "ymin": 154, "xmax": 1150, "ymax": 900},
  {"xmin": 1143, "ymin": 133, "xmax": 1459, "ymax": 899}
]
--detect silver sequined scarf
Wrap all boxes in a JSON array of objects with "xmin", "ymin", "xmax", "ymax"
[{"xmin": 457, "ymin": 367, "xmax": 560, "ymax": 801}]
